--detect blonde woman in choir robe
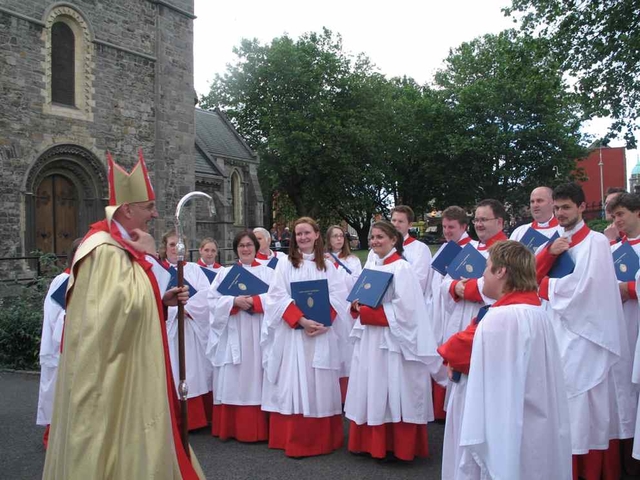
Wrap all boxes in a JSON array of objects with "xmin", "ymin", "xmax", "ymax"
[
  {"xmin": 325, "ymin": 224, "xmax": 363, "ymax": 402},
  {"xmin": 345, "ymin": 220, "xmax": 441, "ymax": 461},
  {"xmin": 261, "ymin": 217, "xmax": 351, "ymax": 457},
  {"xmin": 161, "ymin": 230, "xmax": 213, "ymax": 430},
  {"xmin": 198, "ymin": 237, "xmax": 222, "ymax": 272},
  {"xmin": 253, "ymin": 227, "xmax": 285, "ymax": 268},
  {"xmin": 205, "ymin": 231, "xmax": 274, "ymax": 442}
]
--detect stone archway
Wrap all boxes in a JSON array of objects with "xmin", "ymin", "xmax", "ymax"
[{"xmin": 25, "ymin": 144, "xmax": 107, "ymax": 256}]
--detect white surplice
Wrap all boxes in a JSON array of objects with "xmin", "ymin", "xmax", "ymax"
[
  {"xmin": 205, "ymin": 263, "xmax": 274, "ymax": 405},
  {"xmin": 344, "ymin": 249, "xmax": 441, "ymax": 426},
  {"xmin": 545, "ymin": 221, "xmax": 634, "ymax": 453},
  {"xmin": 37, "ymin": 271, "xmax": 69, "ymax": 426},
  {"xmin": 457, "ymin": 301, "xmax": 572, "ymax": 480},
  {"xmin": 261, "ymin": 253, "xmax": 351, "ymax": 417},
  {"xmin": 165, "ymin": 262, "xmax": 213, "ymax": 399}
]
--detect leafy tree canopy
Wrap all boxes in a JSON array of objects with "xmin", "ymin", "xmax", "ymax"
[{"xmin": 505, "ymin": 0, "xmax": 640, "ymax": 148}]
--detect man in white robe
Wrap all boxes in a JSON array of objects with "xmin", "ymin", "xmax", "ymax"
[
  {"xmin": 536, "ymin": 182, "xmax": 634, "ymax": 475},
  {"xmin": 441, "ymin": 240, "xmax": 572, "ymax": 479},
  {"xmin": 427, "ymin": 206, "xmax": 471, "ymax": 420},
  {"xmin": 509, "ymin": 186, "xmax": 559, "ymax": 242}
]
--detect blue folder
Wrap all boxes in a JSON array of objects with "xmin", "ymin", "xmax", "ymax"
[
  {"xmin": 545, "ymin": 232, "xmax": 575, "ymax": 279},
  {"xmin": 451, "ymin": 305, "xmax": 490, "ymax": 383},
  {"xmin": 266, "ymin": 256, "xmax": 279, "ymax": 270},
  {"xmin": 431, "ymin": 241, "xmax": 463, "ymax": 276},
  {"xmin": 613, "ymin": 242, "xmax": 640, "ymax": 282},
  {"xmin": 167, "ymin": 266, "xmax": 198, "ymax": 297},
  {"xmin": 217, "ymin": 264, "xmax": 269, "ymax": 296},
  {"xmin": 291, "ymin": 279, "xmax": 332, "ymax": 327},
  {"xmin": 346, "ymin": 269, "xmax": 394, "ymax": 308},
  {"xmin": 519, "ymin": 227, "xmax": 550, "ymax": 252},
  {"xmin": 446, "ymin": 244, "xmax": 486, "ymax": 280},
  {"xmin": 50, "ymin": 277, "xmax": 69, "ymax": 309},
  {"xmin": 200, "ymin": 266, "xmax": 217, "ymax": 284}
]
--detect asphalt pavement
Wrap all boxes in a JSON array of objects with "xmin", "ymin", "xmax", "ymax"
[{"xmin": 0, "ymin": 371, "xmax": 444, "ymax": 480}]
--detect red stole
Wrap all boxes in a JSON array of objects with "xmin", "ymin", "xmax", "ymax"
[
  {"xmin": 531, "ymin": 217, "xmax": 559, "ymax": 230},
  {"xmin": 477, "ymin": 231, "xmax": 508, "ymax": 251}
]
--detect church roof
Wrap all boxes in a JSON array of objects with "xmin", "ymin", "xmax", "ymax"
[
  {"xmin": 633, "ymin": 159, "xmax": 640, "ymax": 176},
  {"xmin": 195, "ymin": 108, "xmax": 257, "ymax": 163}
]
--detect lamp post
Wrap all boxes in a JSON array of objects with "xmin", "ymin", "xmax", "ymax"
[{"xmin": 598, "ymin": 146, "xmax": 605, "ymax": 219}]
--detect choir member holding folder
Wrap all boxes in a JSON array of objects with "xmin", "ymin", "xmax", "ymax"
[
  {"xmin": 427, "ymin": 207, "xmax": 471, "ymax": 421},
  {"xmin": 261, "ymin": 217, "xmax": 351, "ymax": 457},
  {"xmin": 345, "ymin": 220, "xmax": 440, "ymax": 461},
  {"xmin": 535, "ymin": 183, "xmax": 635, "ymax": 479},
  {"xmin": 204, "ymin": 231, "xmax": 273, "ymax": 442},
  {"xmin": 438, "ymin": 241, "xmax": 572, "ymax": 479},
  {"xmin": 606, "ymin": 193, "xmax": 640, "ymax": 465},
  {"xmin": 161, "ymin": 230, "xmax": 213, "ymax": 431}
]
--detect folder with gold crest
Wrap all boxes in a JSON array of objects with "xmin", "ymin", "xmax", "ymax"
[
  {"xmin": 346, "ymin": 268, "xmax": 394, "ymax": 308},
  {"xmin": 217, "ymin": 264, "xmax": 269, "ymax": 296},
  {"xmin": 612, "ymin": 241, "xmax": 639, "ymax": 282},
  {"xmin": 291, "ymin": 279, "xmax": 332, "ymax": 327},
  {"xmin": 447, "ymin": 244, "xmax": 486, "ymax": 280}
]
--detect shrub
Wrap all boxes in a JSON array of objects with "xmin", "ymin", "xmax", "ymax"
[
  {"xmin": 0, "ymin": 254, "xmax": 62, "ymax": 370},
  {"xmin": 587, "ymin": 219, "xmax": 609, "ymax": 233}
]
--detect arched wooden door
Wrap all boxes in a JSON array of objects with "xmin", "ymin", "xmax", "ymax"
[{"xmin": 35, "ymin": 174, "xmax": 78, "ymax": 257}]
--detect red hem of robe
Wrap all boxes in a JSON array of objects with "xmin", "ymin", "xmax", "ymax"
[
  {"xmin": 268, "ymin": 413, "xmax": 343, "ymax": 457},
  {"xmin": 432, "ymin": 380, "xmax": 446, "ymax": 421},
  {"xmin": 573, "ymin": 440, "xmax": 621, "ymax": 480},
  {"xmin": 187, "ymin": 394, "xmax": 211, "ymax": 431},
  {"xmin": 348, "ymin": 420, "xmax": 428, "ymax": 461},
  {"xmin": 211, "ymin": 404, "xmax": 269, "ymax": 442}
]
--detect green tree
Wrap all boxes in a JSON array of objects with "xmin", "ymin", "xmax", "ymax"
[
  {"xmin": 433, "ymin": 30, "xmax": 587, "ymax": 211},
  {"xmin": 505, "ymin": 0, "xmax": 640, "ymax": 148},
  {"xmin": 200, "ymin": 29, "xmax": 393, "ymax": 244}
]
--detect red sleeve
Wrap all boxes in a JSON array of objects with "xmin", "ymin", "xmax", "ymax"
[
  {"xmin": 539, "ymin": 276, "xmax": 550, "ymax": 300},
  {"xmin": 610, "ymin": 239, "xmax": 618, "ymax": 246},
  {"xmin": 359, "ymin": 305, "xmax": 389, "ymax": 327},
  {"xmin": 283, "ymin": 302, "xmax": 304, "ymax": 328},
  {"xmin": 251, "ymin": 295, "xmax": 264, "ymax": 314},
  {"xmin": 230, "ymin": 306, "xmax": 240, "ymax": 316},
  {"xmin": 536, "ymin": 247, "xmax": 556, "ymax": 284},
  {"xmin": 462, "ymin": 279, "xmax": 483, "ymax": 303},
  {"xmin": 449, "ymin": 280, "xmax": 462, "ymax": 302},
  {"xmin": 437, "ymin": 321, "xmax": 478, "ymax": 374},
  {"xmin": 629, "ymin": 281, "xmax": 638, "ymax": 300},
  {"xmin": 330, "ymin": 306, "xmax": 337, "ymax": 324}
]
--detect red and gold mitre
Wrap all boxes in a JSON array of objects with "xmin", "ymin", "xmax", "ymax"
[{"xmin": 107, "ymin": 149, "xmax": 155, "ymax": 206}]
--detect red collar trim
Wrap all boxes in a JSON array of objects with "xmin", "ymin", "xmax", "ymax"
[
  {"xmin": 626, "ymin": 236, "xmax": 640, "ymax": 246},
  {"xmin": 238, "ymin": 260, "xmax": 261, "ymax": 267},
  {"xmin": 403, "ymin": 236, "xmax": 416, "ymax": 246},
  {"xmin": 531, "ymin": 217, "xmax": 559, "ymax": 229},
  {"xmin": 477, "ymin": 231, "xmax": 508, "ymax": 251},
  {"xmin": 492, "ymin": 290, "xmax": 541, "ymax": 308},
  {"xmin": 256, "ymin": 251, "xmax": 270, "ymax": 260},
  {"xmin": 197, "ymin": 258, "xmax": 221, "ymax": 269},
  {"xmin": 568, "ymin": 223, "xmax": 590, "ymax": 247},
  {"xmin": 458, "ymin": 236, "xmax": 472, "ymax": 246},
  {"xmin": 63, "ymin": 268, "xmax": 71, "ymax": 275},
  {"xmin": 383, "ymin": 252, "xmax": 403, "ymax": 265}
]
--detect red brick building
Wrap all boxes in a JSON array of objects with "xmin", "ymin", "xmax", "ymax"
[{"xmin": 576, "ymin": 146, "xmax": 627, "ymax": 219}]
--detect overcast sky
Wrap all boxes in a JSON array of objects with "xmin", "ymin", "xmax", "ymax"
[{"xmin": 193, "ymin": 0, "xmax": 637, "ymax": 183}]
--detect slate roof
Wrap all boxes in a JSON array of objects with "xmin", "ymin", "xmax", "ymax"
[{"xmin": 195, "ymin": 108, "xmax": 256, "ymax": 163}]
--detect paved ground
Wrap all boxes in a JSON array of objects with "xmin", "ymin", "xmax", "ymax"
[{"xmin": 0, "ymin": 371, "xmax": 444, "ymax": 480}]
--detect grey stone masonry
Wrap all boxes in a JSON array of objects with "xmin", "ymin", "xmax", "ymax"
[{"xmin": 0, "ymin": 0, "xmax": 195, "ymax": 277}]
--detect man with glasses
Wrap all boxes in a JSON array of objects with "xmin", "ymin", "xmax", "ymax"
[
  {"xmin": 448, "ymin": 199, "xmax": 508, "ymax": 305},
  {"xmin": 510, "ymin": 186, "xmax": 559, "ymax": 242}
]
